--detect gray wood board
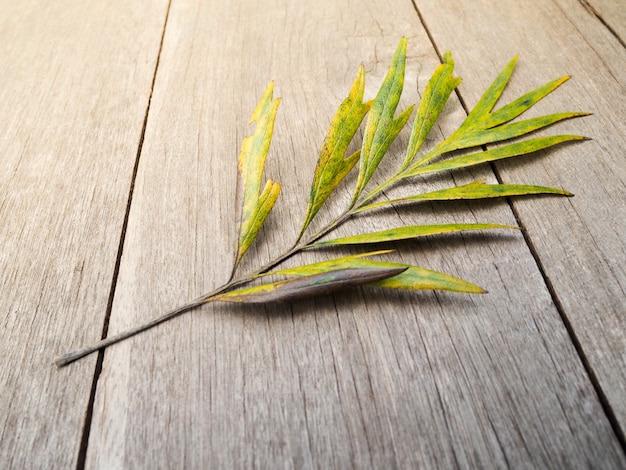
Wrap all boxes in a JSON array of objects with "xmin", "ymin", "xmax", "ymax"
[
  {"xmin": 84, "ymin": 0, "xmax": 624, "ymax": 468},
  {"xmin": 0, "ymin": 0, "xmax": 169, "ymax": 467},
  {"xmin": 586, "ymin": 0, "xmax": 626, "ymax": 43},
  {"xmin": 417, "ymin": 0, "xmax": 626, "ymax": 440}
]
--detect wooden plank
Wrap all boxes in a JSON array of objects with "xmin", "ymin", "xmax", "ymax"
[
  {"xmin": 85, "ymin": 0, "xmax": 625, "ymax": 467},
  {"xmin": 417, "ymin": 0, "xmax": 626, "ymax": 440},
  {"xmin": 586, "ymin": 0, "xmax": 626, "ymax": 42},
  {"xmin": 0, "ymin": 0, "xmax": 169, "ymax": 467}
]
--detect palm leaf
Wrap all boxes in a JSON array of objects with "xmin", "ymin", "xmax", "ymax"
[
  {"xmin": 55, "ymin": 39, "xmax": 589, "ymax": 367},
  {"xmin": 484, "ymin": 76, "xmax": 573, "ymax": 128},
  {"xmin": 405, "ymin": 51, "xmax": 462, "ymax": 167},
  {"xmin": 300, "ymin": 66, "xmax": 371, "ymax": 237},
  {"xmin": 313, "ymin": 223, "xmax": 516, "ymax": 246},
  {"xmin": 464, "ymin": 55, "xmax": 518, "ymax": 125},
  {"xmin": 214, "ymin": 267, "xmax": 407, "ymax": 303},
  {"xmin": 407, "ymin": 135, "xmax": 584, "ymax": 177},
  {"xmin": 352, "ymin": 37, "xmax": 413, "ymax": 202},
  {"xmin": 413, "ymin": 58, "xmax": 585, "ymax": 168},
  {"xmin": 269, "ymin": 252, "xmax": 485, "ymax": 293},
  {"xmin": 438, "ymin": 112, "xmax": 588, "ymax": 154},
  {"xmin": 356, "ymin": 180, "xmax": 572, "ymax": 213},
  {"xmin": 232, "ymin": 83, "xmax": 281, "ymax": 273}
]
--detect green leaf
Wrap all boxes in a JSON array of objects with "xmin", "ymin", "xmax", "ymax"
[
  {"xmin": 233, "ymin": 83, "xmax": 282, "ymax": 271},
  {"xmin": 300, "ymin": 66, "xmax": 371, "ymax": 236},
  {"xmin": 352, "ymin": 38, "xmax": 413, "ymax": 202},
  {"xmin": 356, "ymin": 180, "xmax": 572, "ymax": 212},
  {"xmin": 313, "ymin": 223, "xmax": 516, "ymax": 246},
  {"xmin": 371, "ymin": 265, "xmax": 485, "ymax": 293},
  {"xmin": 268, "ymin": 250, "xmax": 394, "ymax": 276},
  {"xmin": 214, "ymin": 267, "xmax": 407, "ymax": 303},
  {"xmin": 55, "ymin": 44, "xmax": 592, "ymax": 368},
  {"xmin": 269, "ymin": 252, "xmax": 485, "ymax": 293},
  {"xmin": 440, "ymin": 112, "xmax": 588, "ymax": 154},
  {"xmin": 237, "ymin": 180, "xmax": 281, "ymax": 257},
  {"xmin": 405, "ymin": 51, "xmax": 462, "ymax": 167},
  {"xmin": 410, "ymin": 59, "xmax": 585, "ymax": 168},
  {"xmin": 483, "ymin": 76, "xmax": 572, "ymax": 129},
  {"xmin": 407, "ymin": 134, "xmax": 584, "ymax": 177},
  {"xmin": 464, "ymin": 55, "xmax": 518, "ymax": 127}
]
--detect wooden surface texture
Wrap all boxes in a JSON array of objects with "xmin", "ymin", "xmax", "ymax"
[{"xmin": 1, "ymin": 0, "xmax": 625, "ymax": 468}]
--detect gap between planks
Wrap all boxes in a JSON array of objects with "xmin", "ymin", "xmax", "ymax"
[
  {"xmin": 75, "ymin": 1, "xmax": 174, "ymax": 468},
  {"xmin": 410, "ymin": 0, "xmax": 626, "ymax": 455},
  {"xmin": 576, "ymin": 0, "xmax": 626, "ymax": 48}
]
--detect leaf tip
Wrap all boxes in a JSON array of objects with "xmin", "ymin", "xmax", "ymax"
[
  {"xmin": 357, "ymin": 63, "xmax": 366, "ymax": 78},
  {"xmin": 396, "ymin": 104, "xmax": 415, "ymax": 126},
  {"xmin": 264, "ymin": 81, "xmax": 276, "ymax": 98},
  {"xmin": 249, "ymin": 81, "xmax": 279, "ymax": 124},
  {"xmin": 504, "ymin": 55, "xmax": 519, "ymax": 75},
  {"xmin": 349, "ymin": 65, "xmax": 367, "ymax": 100},
  {"xmin": 392, "ymin": 38, "xmax": 408, "ymax": 63},
  {"xmin": 465, "ymin": 282, "xmax": 488, "ymax": 294}
]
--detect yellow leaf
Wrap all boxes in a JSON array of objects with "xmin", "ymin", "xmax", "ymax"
[{"xmin": 232, "ymin": 83, "xmax": 281, "ymax": 273}]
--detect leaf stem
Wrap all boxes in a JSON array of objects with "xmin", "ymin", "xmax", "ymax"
[
  {"xmin": 54, "ymin": 208, "xmax": 357, "ymax": 367},
  {"xmin": 54, "ymin": 297, "xmax": 206, "ymax": 367},
  {"xmin": 356, "ymin": 172, "xmax": 404, "ymax": 208}
]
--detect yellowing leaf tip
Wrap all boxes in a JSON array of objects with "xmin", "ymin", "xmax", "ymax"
[
  {"xmin": 249, "ymin": 82, "xmax": 279, "ymax": 124},
  {"xmin": 348, "ymin": 65, "xmax": 367, "ymax": 101}
]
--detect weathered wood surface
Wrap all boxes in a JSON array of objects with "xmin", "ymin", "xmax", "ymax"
[
  {"xmin": 586, "ymin": 0, "xmax": 626, "ymax": 42},
  {"xmin": 84, "ymin": 0, "xmax": 624, "ymax": 468},
  {"xmin": 0, "ymin": 0, "xmax": 170, "ymax": 468},
  {"xmin": 418, "ymin": 0, "xmax": 626, "ymax": 440},
  {"xmin": 1, "ymin": 0, "xmax": 625, "ymax": 468}
]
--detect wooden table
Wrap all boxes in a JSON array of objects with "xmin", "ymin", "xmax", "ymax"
[{"xmin": 2, "ymin": 0, "xmax": 625, "ymax": 467}]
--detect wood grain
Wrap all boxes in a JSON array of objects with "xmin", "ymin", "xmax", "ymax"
[
  {"xmin": 84, "ymin": 0, "xmax": 624, "ymax": 467},
  {"xmin": 586, "ymin": 0, "xmax": 626, "ymax": 43},
  {"xmin": 0, "ymin": 0, "xmax": 169, "ymax": 467},
  {"xmin": 417, "ymin": 0, "xmax": 626, "ymax": 440}
]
